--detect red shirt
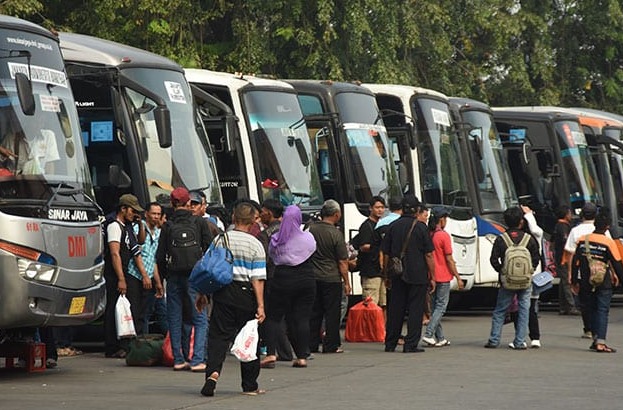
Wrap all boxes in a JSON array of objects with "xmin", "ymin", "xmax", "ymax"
[{"xmin": 431, "ymin": 227, "xmax": 453, "ymax": 283}]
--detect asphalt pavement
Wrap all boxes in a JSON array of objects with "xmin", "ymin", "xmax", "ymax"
[{"xmin": 2, "ymin": 306, "xmax": 623, "ymax": 410}]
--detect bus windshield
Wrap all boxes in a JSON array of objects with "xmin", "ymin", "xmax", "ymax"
[
  {"xmin": 413, "ymin": 98, "xmax": 470, "ymax": 207},
  {"xmin": 244, "ymin": 90, "xmax": 323, "ymax": 206},
  {"xmin": 121, "ymin": 68, "xmax": 221, "ymax": 204},
  {"xmin": 462, "ymin": 110, "xmax": 517, "ymax": 213},
  {"xmin": 0, "ymin": 28, "xmax": 92, "ymax": 199},
  {"xmin": 555, "ymin": 120, "xmax": 602, "ymax": 206},
  {"xmin": 335, "ymin": 92, "xmax": 401, "ymax": 203}
]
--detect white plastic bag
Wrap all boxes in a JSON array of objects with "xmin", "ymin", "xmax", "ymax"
[
  {"xmin": 230, "ymin": 319, "xmax": 259, "ymax": 362},
  {"xmin": 115, "ymin": 294, "xmax": 136, "ymax": 339}
]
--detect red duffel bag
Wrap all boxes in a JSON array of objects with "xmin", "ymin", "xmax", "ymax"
[{"xmin": 345, "ymin": 297, "xmax": 385, "ymax": 342}]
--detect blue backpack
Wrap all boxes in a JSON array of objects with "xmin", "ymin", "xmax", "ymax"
[{"xmin": 189, "ymin": 233, "xmax": 234, "ymax": 295}]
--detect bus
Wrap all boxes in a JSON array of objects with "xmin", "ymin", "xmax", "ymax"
[
  {"xmin": 184, "ymin": 69, "xmax": 323, "ymax": 211},
  {"xmin": 493, "ymin": 107, "xmax": 604, "ymax": 234},
  {"xmin": 285, "ymin": 80, "xmax": 402, "ymax": 296},
  {"xmin": 0, "ymin": 16, "xmax": 105, "ymax": 336},
  {"xmin": 449, "ymin": 97, "xmax": 518, "ymax": 289},
  {"xmin": 364, "ymin": 85, "xmax": 478, "ymax": 291},
  {"xmin": 59, "ymin": 33, "xmax": 222, "ymax": 215}
]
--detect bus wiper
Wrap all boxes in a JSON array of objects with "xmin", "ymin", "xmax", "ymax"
[{"xmin": 42, "ymin": 183, "xmax": 103, "ymax": 216}]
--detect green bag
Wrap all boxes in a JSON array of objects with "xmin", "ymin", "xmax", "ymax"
[{"xmin": 126, "ymin": 334, "xmax": 165, "ymax": 366}]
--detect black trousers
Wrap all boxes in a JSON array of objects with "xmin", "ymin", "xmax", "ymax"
[
  {"xmin": 385, "ymin": 276, "xmax": 427, "ymax": 351},
  {"xmin": 265, "ymin": 268, "xmax": 316, "ymax": 359},
  {"xmin": 103, "ymin": 272, "xmax": 142, "ymax": 355},
  {"xmin": 205, "ymin": 301, "xmax": 260, "ymax": 393},
  {"xmin": 260, "ymin": 279, "xmax": 293, "ymax": 360},
  {"xmin": 309, "ymin": 280, "xmax": 343, "ymax": 353}
]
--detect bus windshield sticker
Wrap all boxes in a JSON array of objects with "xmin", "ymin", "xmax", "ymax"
[
  {"xmin": 508, "ymin": 128, "xmax": 526, "ymax": 143},
  {"xmin": 431, "ymin": 108, "xmax": 451, "ymax": 127},
  {"xmin": 346, "ymin": 129, "xmax": 374, "ymax": 148},
  {"xmin": 39, "ymin": 95, "xmax": 60, "ymax": 112},
  {"xmin": 8, "ymin": 62, "xmax": 67, "ymax": 88},
  {"xmin": 164, "ymin": 81, "xmax": 186, "ymax": 104}
]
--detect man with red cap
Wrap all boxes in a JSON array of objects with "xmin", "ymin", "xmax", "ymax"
[{"xmin": 157, "ymin": 187, "xmax": 213, "ymax": 371}]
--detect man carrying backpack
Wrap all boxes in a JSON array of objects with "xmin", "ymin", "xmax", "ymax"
[
  {"xmin": 485, "ymin": 206, "xmax": 540, "ymax": 350},
  {"xmin": 157, "ymin": 187, "xmax": 213, "ymax": 371}
]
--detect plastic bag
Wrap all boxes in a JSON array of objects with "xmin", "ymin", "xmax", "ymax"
[
  {"xmin": 230, "ymin": 319, "xmax": 259, "ymax": 362},
  {"xmin": 345, "ymin": 297, "xmax": 385, "ymax": 342},
  {"xmin": 115, "ymin": 294, "xmax": 136, "ymax": 339}
]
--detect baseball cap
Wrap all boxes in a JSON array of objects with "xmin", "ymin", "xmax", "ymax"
[
  {"xmin": 170, "ymin": 187, "xmax": 190, "ymax": 206},
  {"xmin": 432, "ymin": 206, "xmax": 450, "ymax": 218},
  {"xmin": 401, "ymin": 195, "xmax": 420, "ymax": 212},
  {"xmin": 118, "ymin": 193, "xmax": 144, "ymax": 213},
  {"xmin": 581, "ymin": 202, "xmax": 597, "ymax": 219},
  {"xmin": 189, "ymin": 191, "xmax": 203, "ymax": 204}
]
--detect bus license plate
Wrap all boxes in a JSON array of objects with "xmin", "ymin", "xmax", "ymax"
[{"xmin": 69, "ymin": 296, "xmax": 86, "ymax": 315}]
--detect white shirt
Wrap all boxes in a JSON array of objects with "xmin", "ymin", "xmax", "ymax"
[{"xmin": 564, "ymin": 220, "xmax": 611, "ymax": 253}]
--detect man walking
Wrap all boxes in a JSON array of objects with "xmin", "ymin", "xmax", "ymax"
[
  {"xmin": 308, "ymin": 199, "xmax": 351, "ymax": 354},
  {"xmin": 199, "ymin": 201, "xmax": 267, "ymax": 396},
  {"xmin": 382, "ymin": 195, "xmax": 435, "ymax": 353}
]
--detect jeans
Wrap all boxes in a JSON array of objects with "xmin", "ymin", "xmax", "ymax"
[
  {"xmin": 166, "ymin": 275, "xmax": 208, "ymax": 366},
  {"xmin": 142, "ymin": 289, "xmax": 168, "ymax": 335},
  {"xmin": 488, "ymin": 287, "xmax": 531, "ymax": 346},
  {"xmin": 424, "ymin": 282, "xmax": 451, "ymax": 341},
  {"xmin": 589, "ymin": 286, "xmax": 613, "ymax": 343}
]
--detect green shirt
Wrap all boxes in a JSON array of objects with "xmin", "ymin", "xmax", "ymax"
[{"xmin": 308, "ymin": 221, "xmax": 348, "ymax": 283}]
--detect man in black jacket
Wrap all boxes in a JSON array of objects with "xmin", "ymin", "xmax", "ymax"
[{"xmin": 157, "ymin": 187, "xmax": 213, "ymax": 371}]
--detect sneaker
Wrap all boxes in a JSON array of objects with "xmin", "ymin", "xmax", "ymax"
[
  {"xmin": 508, "ymin": 342, "xmax": 528, "ymax": 350},
  {"xmin": 484, "ymin": 342, "xmax": 498, "ymax": 348},
  {"xmin": 435, "ymin": 339, "xmax": 451, "ymax": 347},
  {"xmin": 421, "ymin": 336, "xmax": 436, "ymax": 346},
  {"xmin": 582, "ymin": 331, "xmax": 593, "ymax": 339},
  {"xmin": 530, "ymin": 340, "xmax": 541, "ymax": 348}
]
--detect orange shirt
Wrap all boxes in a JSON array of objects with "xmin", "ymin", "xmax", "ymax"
[{"xmin": 431, "ymin": 228, "xmax": 453, "ymax": 283}]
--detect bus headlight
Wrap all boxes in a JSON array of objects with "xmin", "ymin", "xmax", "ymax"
[
  {"xmin": 17, "ymin": 259, "xmax": 56, "ymax": 283},
  {"xmin": 93, "ymin": 265, "xmax": 104, "ymax": 282}
]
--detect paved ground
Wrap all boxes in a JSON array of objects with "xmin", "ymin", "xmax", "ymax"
[{"xmin": 2, "ymin": 306, "xmax": 623, "ymax": 410}]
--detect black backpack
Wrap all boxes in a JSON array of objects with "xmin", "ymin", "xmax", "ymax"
[{"xmin": 166, "ymin": 216, "xmax": 203, "ymax": 274}]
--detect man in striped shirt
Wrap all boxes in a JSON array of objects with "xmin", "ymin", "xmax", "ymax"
[{"xmin": 199, "ymin": 201, "xmax": 267, "ymax": 397}]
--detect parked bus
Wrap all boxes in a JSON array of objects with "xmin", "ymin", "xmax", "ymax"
[
  {"xmin": 448, "ymin": 98, "xmax": 518, "ymax": 289},
  {"xmin": 285, "ymin": 80, "xmax": 402, "ymax": 296},
  {"xmin": 184, "ymin": 69, "xmax": 323, "ymax": 211},
  {"xmin": 493, "ymin": 107, "xmax": 604, "ymax": 234},
  {"xmin": 59, "ymin": 33, "xmax": 222, "ymax": 215},
  {"xmin": 0, "ymin": 17, "xmax": 105, "ymax": 336},
  {"xmin": 364, "ymin": 85, "xmax": 478, "ymax": 290}
]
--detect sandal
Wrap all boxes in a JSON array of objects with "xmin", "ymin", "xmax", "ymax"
[
  {"xmin": 241, "ymin": 389, "xmax": 266, "ymax": 396},
  {"xmin": 292, "ymin": 359, "xmax": 307, "ymax": 368},
  {"xmin": 173, "ymin": 362, "xmax": 190, "ymax": 371},
  {"xmin": 201, "ymin": 373, "xmax": 219, "ymax": 397},
  {"xmin": 260, "ymin": 355, "xmax": 277, "ymax": 369},
  {"xmin": 595, "ymin": 344, "xmax": 617, "ymax": 353}
]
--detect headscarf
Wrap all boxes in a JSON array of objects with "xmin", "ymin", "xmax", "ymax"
[{"xmin": 269, "ymin": 205, "xmax": 316, "ymax": 266}]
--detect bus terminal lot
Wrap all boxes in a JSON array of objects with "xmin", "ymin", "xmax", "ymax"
[{"xmin": 2, "ymin": 306, "xmax": 623, "ymax": 410}]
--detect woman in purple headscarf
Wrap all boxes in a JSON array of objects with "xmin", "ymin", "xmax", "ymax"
[{"xmin": 262, "ymin": 205, "xmax": 317, "ymax": 368}]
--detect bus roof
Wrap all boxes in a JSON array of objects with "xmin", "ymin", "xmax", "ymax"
[
  {"xmin": 492, "ymin": 106, "xmax": 579, "ymax": 122},
  {"xmin": 286, "ymin": 80, "xmax": 375, "ymax": 98},
  {"xmin": 59, "ymin": 32, "xmax": 183, "ymax": 73},
  {"xmin": 449, "ymin": 97, "xmax": 492, "ymax": 112},
  {"xmin": 0, "ymin": 15, "xmax": 57, "ymax": 41},
  {"xmin": 184, "ymin": 69, "xmax": 296, "ymax": 92},
  {"xmin": 364, "ymin": 83, "xmax": 449, "ymax": 101}
]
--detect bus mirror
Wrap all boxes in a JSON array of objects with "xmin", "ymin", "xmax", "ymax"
[
  {"xmin": 469, "ymin": 127, "xmax": 484, "ymax": 159},
  {"xmin": 15, "ymin": 72, "xmax": 35, "ymax": 116},
  {"xmin": 522, "ymin": 141, "xmax": 532, "ymax": 165},
  {"xmin": 296, "ymin": 138, "xmax": 310, "ymax": 167},
  {"xmin": 153, "ymin": 106, "xmax": 172, "ymax": 148},
  {"xmin": 108, "ymin": 164, "xmax": 132, "ymax": 189},
  {"xmin": 57, "ymin": 100, "xmax": 73, "ymax": 139},
  {"xmin": 223, "ymin": 115, "xmax": 238, "ymax": 153}
]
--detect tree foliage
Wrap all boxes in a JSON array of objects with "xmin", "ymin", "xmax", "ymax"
[{"xmin": 8, "ymin": 0, "xmax": 623, "ymax": 111}]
